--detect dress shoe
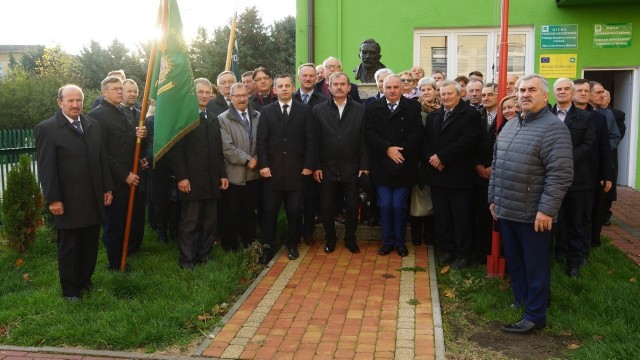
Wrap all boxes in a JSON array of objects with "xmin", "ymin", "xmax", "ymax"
[
  {"xmin": 396, "ymin": 244, "xmax": 409, "ymax": 257},
  {"xmin": 259, "ymin": 249, "xmax": 273, "ymax": 265},
  {"xmin": 378, "ymin": 244, "xmax": 394, "ymax": 256},
  {"xmin": 303, "ymin": 233, "xmax": 316, "ymax": 246},
  {"xmin": 566, "ymin": 267, "xmax": 580, "ymax": 277},
  {"xmin": 345, "ymin": 242, "xmax": 360, "ymax": 254},
  {"xmin": 324, "ymin": 242, "xmax": 336, "ymax": 254},
  {"xmin": 438, "ymin": 252, "xmax": 455, "ymax": 264},
  {"xmin": 107, "ymin": 264, "xmax": 132, "ymax": 273},
  {"xmin": 501, "ymin": 318, "xmax": 545, "ymax": 334},
  {"xmin": 412, "ymin": 237, "xmax": 422, "ymax": 246},
  {"xmin": 287, "ymin": 247, "xmax": 299, "ymax": 260},
  {"xmin": 452, "ymin": 257, "xmax": 469, "ymax": 270},
  {"xmin": 63, "ymin": 296, "xmax": 82, "ymax": 302}
]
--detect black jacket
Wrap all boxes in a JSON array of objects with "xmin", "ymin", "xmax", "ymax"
[
  {"xmin": 206, "ymin": 95, "xmax": 230, "ymax": 116},
  {"xmin": 35, "ymin": 110, "xmax": 113, "ymax": 229},
  {"xmin": 257, "ymin": 100, "xmax": 315, "ymax": 191},
  {"xmin": 423, "ymin": 100, "xmax": 483, "ymax": 189},
  {"xmin": 293, "ymin": 90, "xmax": 328, "ymax": 108},
  {"xmin": 364, "ymin": 96, "xmax": 423, "ymax": 188},
  {"xmin": 312, "ymin": 99, "xmax": 369, "ymax": 182},
  {"xmin": 169, "ymin": 110, "xmax": 227, "ymax": 201},
  {"xmin": 315, "ymin": 79, "xmax": 363, "ymax": 104}
]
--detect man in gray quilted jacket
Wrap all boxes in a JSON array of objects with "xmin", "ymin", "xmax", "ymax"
[{"xmin": 488, "ymin": 74, "xmax": 574, "ymax": 334}]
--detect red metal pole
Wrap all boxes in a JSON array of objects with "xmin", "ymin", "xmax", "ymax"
[{"xmin": 487, "ymin": 0, "xmax": 509, "ymax": 277}]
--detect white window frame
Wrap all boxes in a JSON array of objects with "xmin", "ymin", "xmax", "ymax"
[{"xmin": 413, "ymin": 26, "xmax": 535, "ymax": 80}]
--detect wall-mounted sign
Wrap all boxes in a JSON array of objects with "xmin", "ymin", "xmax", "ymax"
[
  {"xmin": 593, "ymin": 23, "xmax": 632, "ymax": 48},
  {"xmin": 539, "ymin": 54, "xmax": 577, "ymax": 78},
  {"xmin": 541, "ymin": 24, "xmax": 578, "ymax": 49}
]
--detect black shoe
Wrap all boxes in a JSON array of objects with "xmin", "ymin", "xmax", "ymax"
[
  {"xmin": 603, "ymin": 219, "xmax": 612, "ymax": 226},
  {"xmin": 63, "ymin": 296, "xmax": 82, "ymax": 302},
  {"xmin": 156, "ymin": 227, "xmax": 168, "ymax": 244},
  {"xmin": 303, "ymin": 233, "xmax": 316, "ymax": 246},
  {"xmin": 501, "ymin": 318, "xmax": 545, "ymax": 334},
  {"xmin": 346, "ymin": 242, "xmax": 360, "ymax": 254},
  {"xmin": 287, "ymin": 247, "xmax": 299, "ymax": 260},
  {"xmin": 324, "ymin": 242, "xmax": 336, "ymax": 254},
  {"xmin": 396, "ymin": 244, "xmax": 409, "ymax": 257},
  {"xmin": 259, "ymin": 249, "xmax": 273, "ymax": 265},
  {"xmin": 378, "ymin": 244, "xmax": 394, "ymax": 256},
  {"xmin": 566, "ymin": 267, "xmax": 580, "ymax": 277},
  {"xmin": 438, "ymin": 252, "xmax": 454, "ymax": 264},
  {"xmin": 452, "ymin": 257, "xmax": 470, "ymax": 270},
  {"xmin": 412, "ymin": 238, "xmax": 422, "ymax": 246},
  {"xmin": 107, "ymin": 264, "xmax": 132, "ymax": 273}
]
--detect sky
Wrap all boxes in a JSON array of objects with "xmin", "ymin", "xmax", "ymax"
[{"xmin": 1, "ymin": 0, "xmax": 296, "ymax": 54}]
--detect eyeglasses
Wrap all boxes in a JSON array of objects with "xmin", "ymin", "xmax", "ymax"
[
  {"xmin": 324, "ymin": 65, "xmax": 342, "ymax": 70},
  {"xmin": 400, "ymin": 78, "xmax": 414, "ymax": 83}
]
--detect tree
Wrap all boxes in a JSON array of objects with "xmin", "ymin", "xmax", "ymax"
[
  {"xmin": 78, "ymin": 40, "xmax": 111, "ymax": 88},
  {"xmin": 264, "ymin": 16, "xmax": 296, "ymax": 76},
  {"xmin": 18, "ymin": 46, "xmax": 45, "ymax": 72}
]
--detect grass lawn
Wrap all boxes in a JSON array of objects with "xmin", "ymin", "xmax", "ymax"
[
  {"xmin": 438, "ymin": 238, "xmax": 640, "ymax": 360},
  {"xmin": 0, "ymin": 225, "xmax": 262, "ymax": 353}
]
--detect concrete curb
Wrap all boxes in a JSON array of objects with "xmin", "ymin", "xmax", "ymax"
[
  {"xmin": 428, "ymin": 245, "xmax": 446, "ymax": 359},
  {"xmin": 0, "ymin": 345, "xmax": 202, "ymax": 359}
]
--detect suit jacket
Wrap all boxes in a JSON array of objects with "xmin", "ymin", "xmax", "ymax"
[
  {"xmin": 314, "ymin": 79, "xmax": 363, "ymax": 104},
  {"xmin": 35, "ymin": 110, "xmax": 113, "ymax": 229},
  {"xmin": 250, "ymin": 90, "xmax": 278, "ymax": 111},
  {"xmin": 312, "ymin": 98, "xmax": 369, "ymax": 182},
  {"xmin": 364, "ymin": 96, "xmax": 423, "ymax": 188},
  {"xmin": 423, "ymin": 100, "xmax": 483, "ymax": 189},
  {"xmin": 552, "ymin": 103, "xmax": 596, "ymax": 191},
  {"xmin": 611, "ymin": 107, "xmax": 626, "ymax": 140},
  {"xmin": 293, "ymin": 90, "xmax": 328, "ymax": 108},
  {"xmin": 218, "ymin": 105, "xmax": 261, "ymax": 185},
  {"xmin": 206, "ymin": 95, "xmax": 230, "ymax": 116},
  {"xmin": 89, "ymin": 99, "xmax": 146, "ymax": 195},
  {"xmin": 365, "ymin": 93, "xmax": 383, "ymax": 107},
  {"xmin": 257, "ymin": 100, "xmax": 315, "ymax": 191},
  {"xmin": 170, "ymin": 110, "xmax": 227, "ymax": 201},
  {"xmin": 586, "ymin": 105, "xmax": 614, "ymax": 184}
]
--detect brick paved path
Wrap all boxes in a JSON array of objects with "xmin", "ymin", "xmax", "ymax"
[{"xmin": 601, "ymin": 186, "xmax": 640, "ymax": 265}]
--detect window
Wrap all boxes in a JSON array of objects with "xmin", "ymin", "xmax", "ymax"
[{"xmin": 414, "ymin": 27, "xmax": 534, "ymax": 82}]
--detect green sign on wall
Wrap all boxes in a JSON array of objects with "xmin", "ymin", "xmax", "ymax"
[
  {"xmin": 593, "ymin": 23, "xmax": 632, "ymax": 48},
  {"xmin": 541, "ymin": 24, "xmax": 578, "ymax": 49}
]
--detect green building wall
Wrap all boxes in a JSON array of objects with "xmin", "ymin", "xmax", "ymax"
[{"xmin": 295, "ymin": 0, "xmax": 640, "ymax": 188}]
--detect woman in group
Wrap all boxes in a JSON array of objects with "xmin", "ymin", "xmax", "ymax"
[
  {"xmin": 399, "ymin": 70, "xmax": 420, "ymax": 100},
  {"xmin": 409, "ymin": 77, "xmax": 441, "ymax": 246}
]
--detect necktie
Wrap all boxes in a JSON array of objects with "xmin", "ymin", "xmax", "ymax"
[
  {"xmin": 241, "ymin": 111, "xmax": 252, "ymax": 142},
  {"xmin": 72, "ymin": 120, "xmax": 83, "ymax": 134},
  {"xmin": 557, "ymin": 109, "xmax": 567, "ymax": 122},
  {"xmin": 302, "ymin": 93, "xmax": 309, "ymax": 104},
  {"xmin": 283, "ymin": 104, "xmax": 289, "ymax": 117},
  {"xmin": 388, "ymin": 103, "xmax": 396, "ymax": 112},
  {"xmin": 200, "ymin": 111, "xmax": 207, "ymax": 121},
  {"xmin": 443, "ymin": 109, "xmax": 451, "ymax": 127}
]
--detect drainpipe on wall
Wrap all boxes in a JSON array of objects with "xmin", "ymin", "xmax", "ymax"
[{"xmin": 307, "ymin": 0, "xmax": 315, "ymax": 63}]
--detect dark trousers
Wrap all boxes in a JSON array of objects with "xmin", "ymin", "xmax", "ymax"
[
  {"xmin": 604, "ymin": 150, "xmax": 619, "ymax": 220},
  {"xmin": 57, "ymin": 225, "xmax": 100, "ymax": 297},
  {"xmin": 178, "ymin": 199, "xmax": 217, "ymax": 267},
  {"xmin": 501, "ymin": 219, "xmax": 551, "ymax": 324},
  {"xmin": 320, "ymin": 179, "xmax": 358, "ymax": 244},
  {"xmin": 431, "ymin": 186, "xmax": 473, "ymax": 259},
  {"xmin": 262, "ymin": 188, "xmax": 304, "ymax": 249},
  {"xmin": 150, "ymin": 167, "xmax": 179, "ymax": 234},
  {"xmin": 472, "ymin": 183, "xmax": 492, "ymax": 259},
  {"xmin": 591, "ymin": 184, "xmax": 606, "ymax": 247},
  {"xmin": 103, "ymin": 191, "xmax": 146, "ymax": 269},
  {"xmin": 302, "ymin": 177, "xmax": 320, "ymax": 236},
  {"xmin": 557, "ymin": 189, "xmax": 593, "ymax": 268},
  {"xmin": 222, "ymin": 180, "xmax": 260, "ymax": 250},
  {"xmin": 376, "ymin": 186, "xmax": 410, "ymax": 246}
]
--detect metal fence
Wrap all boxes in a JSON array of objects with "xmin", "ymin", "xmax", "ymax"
[{"xmin": 0, "ymin": 129, "xmax": 37, "ymax": 195}]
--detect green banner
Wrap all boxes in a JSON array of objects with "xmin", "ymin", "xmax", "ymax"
[
  {"xmin": 541, "ymin": 24, "xmax": 578, "ymax": 49},
  {"xmin": 593, "ymin": 23, "xmax": 632, "ymax": 48}
]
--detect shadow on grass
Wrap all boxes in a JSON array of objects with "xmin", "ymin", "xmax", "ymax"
[{"xmin": 437, "ymin": 237, "xmax": 640, "ymax": 360}]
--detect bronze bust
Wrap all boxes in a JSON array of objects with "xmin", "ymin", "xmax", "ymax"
[{"xmin": 354, "ymin": 39, "xmax": 385, "ymax": 83}]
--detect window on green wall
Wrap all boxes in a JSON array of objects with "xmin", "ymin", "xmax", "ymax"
[{"xmin": 414, "ymin": 27, "xmax": 534, "ymax": 82}]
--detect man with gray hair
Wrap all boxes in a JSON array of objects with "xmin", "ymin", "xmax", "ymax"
[
  {"xmin": 315, "ymin": 56, "xmax": 362, "ymax": 103},
  {"xmin": 365, "ymin": 68, "xmax": 394, "ymax": 106},
  {"xmin": 466, "ymin": 78, "xmax": 484, "ymax": 110},
  {"xmin": 490, "ymin": 74, "xmax": 573, "ymax": 333},
  {"xmin": 89, "ymin": 76, "xmax": 147, "ymax": 272},
  {"xmin": 36, "ymin": 84, "xmax": 113, "ymax": 300},
  {"xmin": 207, "ymin": 71, "xmax": 236, "ymax": 115}
]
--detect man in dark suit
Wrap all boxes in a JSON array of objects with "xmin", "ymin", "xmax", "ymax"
[
  {"xmin": 251, "ymin": 67, "xmax": 278, "ymax": 110},
  {"xmin": 170, "ymin": 78, "xmax": 229, "ymax": 269},
  {"xmin": 315, "ymin": 57, "xmax": 362, "ymax": 103},
  {"xmin": 365, "ymin": 75, "xmax": 423, "ymax": 257},
  {"xmin": 35, "ymin": 85, "xmax": 114, "ymax": 300},
  {"xmin": 207, "ymin": 71, "xmax": 236, "ymax": 116},
  {"xmin": 88, "ymin": 76, "xmax": 147, "ymax": 272},
  {"xmin": 602, "ymin": 89, "xmax": 625, "ymax": 225},
  {"xmin": 312, "ymin": 72, "xmax": 368, "ymax": 254},
  {"xmin": 257, "ymin": 74, "xmax": 315, "ymax": 264},
  {"xmin": 552, "ymin": 78, "xmax": 596, "ymax": 277},
  {"xmin": 294, "ymin": 63, "xmax": 328, "ymax": 246},
  {"xmin": 423, "ymin": 80, "xmax": 483, "ymax": 269}
]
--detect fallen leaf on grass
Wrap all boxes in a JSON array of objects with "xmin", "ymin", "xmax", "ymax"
[
  {"xmin": 560, "ymin": 330, "xmax": 572, "ymax": 336},
  {"xmin": 607, "ymin": 269, "xmax": 614, "ymax": 275},
  {"xmin": 443, "ymin": 288, "xmax": 455, "ymax": 299},
  {"xmin": 463, "ymin": 278, "xmax": 473, "ymax": 286},
  {"xmin": 197, "ymin": 314, "xmax": 213, "ymax": 322},
  {"xmin": 593, "ymin": 335, "xmax": 603, "ymax": 342},
  {"xmin": 15, "ymin": 258, "xmax": 24, "ymax": 267},
  {"xmin": 630, "ymin": 277, "xmax": 637, "ymax": 283},
  {"xmin": 440, "ymin": 266, "xmax": 450, "ymax": 274},
  {"xmin": 22, "ymin": 273, "xmax": 31, "ymax": 282},
  {"xmin": 568, "ymin": 342, "xmax": 580, "ymax": 350},
  {"xmin": 0, "ymin": 326, "xmax": 7, "ymax": 336}
]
